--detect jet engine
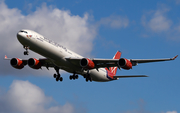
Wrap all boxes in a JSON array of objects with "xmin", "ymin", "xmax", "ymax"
[
  {"xmin": 10, "ymin": 58, "xmax": 24, "ymax": 69},
  {"xmin": 80, "ymin": 58, "xmax": 95, "ymax": 69},
  {"xmin": 28, "ymin": 58, "xmax": 41, "ymax": 69},
  {"xmin": 118, "ymin": 58, "xmax": 132, "ymax": 70}
]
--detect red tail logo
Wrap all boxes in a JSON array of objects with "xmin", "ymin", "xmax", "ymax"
[
  {"xmin": 109, "ymin": 51, "xmax": 121, "ymax": 75},
  {"xmin": 105, "ymin": 51, "xmax": 121, "ymax": 77}
]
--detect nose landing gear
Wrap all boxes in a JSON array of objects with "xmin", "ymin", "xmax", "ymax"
[{"xmin": 23, "ymin": 45, "xmax": 29, "ymax": 55}]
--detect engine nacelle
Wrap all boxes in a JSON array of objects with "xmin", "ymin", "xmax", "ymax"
[
  {"xmin": 28, "ymin": 58, "xmax": 41, "ymax": 69},
  {"xmin": 118, "ymin": 58, "xmax": 132, "ymax": 70},
  {"xmin": 10, "ymin": 58, "xmax": 24, "ymax": 69},
  {"xmin": 80, "ymin": 58, "xmax": 95, "ymax": 69}
]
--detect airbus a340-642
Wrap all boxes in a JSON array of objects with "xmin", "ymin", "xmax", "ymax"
[{"xmin": 5, "ymin": 29, "xmax": 178, "ymax": 82}]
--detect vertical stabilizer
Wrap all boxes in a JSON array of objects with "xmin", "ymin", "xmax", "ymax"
[{"xmin": 106, "ymin": 51, "xmax": 121, "ymax": 76}]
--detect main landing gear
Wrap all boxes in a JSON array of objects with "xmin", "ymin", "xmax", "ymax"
[
  {"xmin": 83, "ymin": 70, "xmax": 92, "ymax": 82},
  {"xmin": 69, "ymin": 73, "xmax": 78, "ymax": 80},
  {"xmin": 83, "ymin": 74, "xmax": 92, "ymax": 82},
  {"xmin": 23, "ymin": 45, "xmax": 29, "ymax": 55},
  {"xmin": 53, "ymin": 67, "xmax": 63, "ymax": 82},
  {"xmin": 52, "ymin": 68, "xmax": 92, "ymax": 82}
]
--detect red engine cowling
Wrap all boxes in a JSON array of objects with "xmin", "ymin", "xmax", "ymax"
[
  {"xmin": 118, "ymin": 58, "xmax": 132, "ymax": 70},
  {"xmin": 10, "ymin": 58, "xmax": 24, "ymax": 69},
  {"xmin": 28, "ymin": 58, "xmax": 41, "ymax": 69},
  {"xmin": 80, "ymin": 58, "xmax": 95, "ymax": 69}
]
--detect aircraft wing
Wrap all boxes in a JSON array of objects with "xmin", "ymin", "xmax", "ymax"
[
  {"xmin": 66, "ymin": 58, "xmax": 119, "ymax": 68},
  {"xmin": 130, "ymin": 55, "xmax": 178, "ymax": 65},
  {"xmin": 5, "ymin": 55, "xmax": 55, "ymax": 69},
  {"xmin": 66, "ymin": 55, "xmax": 178, "ymax": 69},
  {"xmin": 92, "ymin": 59, "xmax": 119, "ymax": 68},
  {"xmin": 38, "ymin": 58, "xmax": 56, "ymax": 69}
]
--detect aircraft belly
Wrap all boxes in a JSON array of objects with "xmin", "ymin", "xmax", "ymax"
[
  {"xmin": 26, "ymin": 39, "xmax": 82, "ymax": 73},
  {"xmin": 89, "ymin": 69, "xmax": 110, "ymax": 82},
  {"xmin": 31, "ymin": 42, "xmax": 61, "ymax": 58}
]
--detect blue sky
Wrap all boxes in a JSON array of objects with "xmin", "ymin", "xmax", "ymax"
[{"xmin": 0, "ymin": 0, "xmax": 180, "ymax": 113}]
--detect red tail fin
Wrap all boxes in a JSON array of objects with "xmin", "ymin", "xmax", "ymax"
[{"xmin": 110, "ymin": 51, "xmax": 121, "ymax": 75}]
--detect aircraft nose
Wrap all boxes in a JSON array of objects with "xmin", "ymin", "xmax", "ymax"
[
  {"xmin": 17, "ymin": 32, "xmax": 25, "ymax": 42},
  {"xmin": 17, "ymin": 30, "xmax": 30, "ymax": 45},
  {"xmin": 17, "ymin": 30, "xmax": 28, "ymax": 40},
  {"xmin": 17, "ymin": 32, "xmax": 23, "ymax": 40},
  {"xmin": 17, "ymin": 32, "xmax": 21, "ymax": 38}
]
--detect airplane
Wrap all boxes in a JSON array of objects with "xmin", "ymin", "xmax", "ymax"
[{"xmin": 5, "ymin": 29, "xmax": 178, "ymax": 82}]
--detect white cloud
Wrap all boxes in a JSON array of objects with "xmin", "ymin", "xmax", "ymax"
[
  {"xmin": 141, "ymin": 4, "xmax": 180, "ymax": 41},
  {"xmin": 141, "ymin": 5, "xmax": 172, "ymax": 32},
  {"xmin": 0, "ymin": 2, "xmax": 96, "ymax": 56},
  {"xmin": 175, "ymin": 0, "xmax": 180, "ymax": 4},
  {"xmin": 118, "ymin": 99, "xmax": 178, "ymax": 113},
  {"xmin": 0, "ymin": 1, "xmax": 96, "ymax": 76},
  {"xmin": 166, "ymin": 111, "xmax": 178, "ymax": 113},
  {"xmin": 98, "ymin": 15, "xmax": 129, "ymax": 29},
  {"xmin": 176, "ymin": 24, "xmax": 180, "ymax": 32},
  {"xmin": 148, "ymin": 12, "xmax": 171, "ymax": 32},
  {"xmin": 119, "ymin": 99, "xmax": 150, "ymax": 113},
  {"xmin": 0, "ymin": 80, "xmax": 74, "ymax": 113}
]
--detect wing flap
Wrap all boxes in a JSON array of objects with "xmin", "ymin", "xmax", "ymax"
[
  {"xmin": 38, "ymin": 58, "xmax": 55, "ymax": 68},
  {"xmin": 93, "ymin": 59, "xmax": 119, "ymax": 68},
  {"xmin": 66, "ymin": 57, "xmax": 119, "ymax": 68},
  {"xmin": 65, "ymin": 57, "xmax": 82, "ymax": 67}
]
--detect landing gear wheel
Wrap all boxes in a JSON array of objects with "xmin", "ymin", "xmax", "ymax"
[
  {"xmin": 75, "ymin": 75, "xmax": 78, "ymax": 79},
  {"xmin": 90, "ymin": 78, "xmax": 92, "ymax": 82},
  {"xmin": 86, "ymin": 78, "xmax": 89, "ymax": 82},
  {"xmin": 69, "ymin": 76, "xmax": 72, "ymax": 80},
  {"xmin": 23, "ymin": 46, "xmax": 29, "ymax": 55},
  {"xmin": 54, "ymin": 67, "xmax": 63, "ymax": 82},
  {"xmin": 53, "ymin": 74, "xmax": 57, "ymax": 78},
  {"xmin": 60, "ymin": 77, "xmax": 63, "ymax": 81},
  {"xmin": 56, "ymin": 77, "xmax": 59, "ymax": 81},
  {"xmin": 24, "ymin": 51, "xmax": 29, "ymax": 55},
  {"xmin": 73, "ymin": 76, "xmax": 76, "ymax": 80},
  {"xmin": 69, "ymin": 73, "xmax": 78, "ymax": 80},
  {"xmin": 85, "ymin": 73, "xmax": 92, "ymax": 82},
  {"xmin": 83, "ymin": 74, "xmax": 87, "ymax": 78}
]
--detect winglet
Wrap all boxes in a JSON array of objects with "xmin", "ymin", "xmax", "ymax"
[
  {"xmin": 4, "ymin": 55, "xmax": 7, "ymax": 59},
  {"xmin": 172, "ymin": 55, "xmax": 178, "ymax": 60}
]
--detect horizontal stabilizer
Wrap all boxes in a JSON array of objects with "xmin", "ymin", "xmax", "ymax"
[
  {"xmin": 4, "ymin": 55, "xmax": 11, "ymax": 60},
  {"xmin": 114, "ymin": 75, "xmax": 148, "ymax": 79}
]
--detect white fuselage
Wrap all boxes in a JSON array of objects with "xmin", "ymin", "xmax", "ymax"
[{"xmin": 17, "ymin": 29, "xmax": 112, "ymax": 82}]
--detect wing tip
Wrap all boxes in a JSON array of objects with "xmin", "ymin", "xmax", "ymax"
[
  {"xmin": 172, "ymin": 55, "xmax": 178, "ymax": 60},
  {"xmin": 4, "ymin": 55, "xmax": 8, "ymax": 59}
]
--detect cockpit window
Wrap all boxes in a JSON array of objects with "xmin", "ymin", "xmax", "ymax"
[{"xmin": 20, "ymin": 30, "xmax": 28, "ymax": 34}]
